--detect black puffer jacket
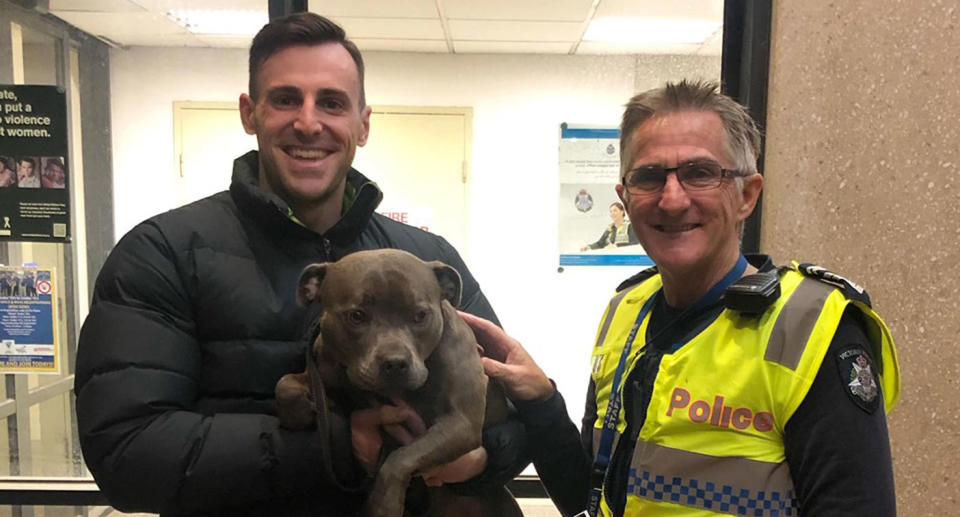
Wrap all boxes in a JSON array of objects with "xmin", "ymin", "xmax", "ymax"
[{"xmin": 75, "ymin": 151, "xmax": 517, "ymax": 516}]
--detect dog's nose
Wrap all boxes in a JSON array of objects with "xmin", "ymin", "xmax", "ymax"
[{"xmin": 380, "ymin": 357, "xmax": 409, "ymax": 376}]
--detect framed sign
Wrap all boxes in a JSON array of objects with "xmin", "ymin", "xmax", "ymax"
[
  {"xmin": 0, "ymin": 266, "xmax": 59, "ymax": 374},
  {"xmin": 0, "ymin": 85, "xmax": 70, "ymax": 242},
  {"xmin": 557, "ymin": 123, "xmax": 650, "ymax": 267}
]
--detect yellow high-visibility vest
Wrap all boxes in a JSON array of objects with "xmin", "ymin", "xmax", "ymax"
[{"xmin": 589, "ymin": 266, "xmax": 900, "ymax": 516}]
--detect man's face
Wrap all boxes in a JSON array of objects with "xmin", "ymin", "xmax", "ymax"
[
  {"xmin": 616, "ymin": 111, "xmax": 762, "ymax": 277},
  {"xmin": 44, "ymin": 164, "xmax": 65, "ymax": 187},
  {"xmin": 239, "ymin": 43, "xmax": 371, "ymax": 208},
  {"xmin": 17, "ymin": 160, "xmax": 34, "ymax": 180}
]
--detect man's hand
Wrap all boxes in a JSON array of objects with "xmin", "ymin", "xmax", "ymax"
[
  {"xmin": 420, "ymin": 446, "xmax": 488, "ymax": 487},
  {"xmin": 458, "ymin": 311, "xmax": 554, "ymax": 402},
  {"xmin": 350, "ymin": 401, "xmax": 425, "ymax": 474},
  {"xmin": 351, "ymin": 401, "xmax": 489, "ymax": 485}
]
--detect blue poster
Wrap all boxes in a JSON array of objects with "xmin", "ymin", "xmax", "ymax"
[
  {"xmin": 0, "ymin": 266, "xmax": 58, "ymax": 373},
  {"xmin": 558, "ymin": 123, "xmax": 650, "ymax": 266}
]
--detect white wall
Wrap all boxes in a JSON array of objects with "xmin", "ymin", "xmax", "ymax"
[{"xmin": 110, "ymin": 46, "xmax": 718, "ymax": 426}]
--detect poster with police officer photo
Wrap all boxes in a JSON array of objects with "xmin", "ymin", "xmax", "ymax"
[
  {"xmin": 0, "ymin": 84, "xmax": 70, "ymax": 242},
  {"xmin": 558, "ymin": 123, "xmax": 649, "ymax": 266}
]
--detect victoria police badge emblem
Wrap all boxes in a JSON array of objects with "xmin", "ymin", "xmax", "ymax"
[{"xmin": 836, "ymin": 347, "xmax": 879, "ymax": 413}]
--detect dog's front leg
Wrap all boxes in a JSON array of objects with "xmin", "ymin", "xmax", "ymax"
[
  {"xmin": 363, "ymin": 413, "xmax": 481, "ymax": 517},
  {"xmin": 275, "ymin": 372, "xmax": 314, "ymax": 429}
]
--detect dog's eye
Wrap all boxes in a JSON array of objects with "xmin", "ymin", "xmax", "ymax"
[
  {"xmin": 413, "ymin": 310, "xmax": 428, "ymax": 324},
  {"xmin": 345, "ymin": 309, "xmax": 368, "ymax": 325}
]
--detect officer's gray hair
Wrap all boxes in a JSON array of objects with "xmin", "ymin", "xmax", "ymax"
[{"xmin": 619, "ymin": 80, "xmax": 761, "ymax": 180}]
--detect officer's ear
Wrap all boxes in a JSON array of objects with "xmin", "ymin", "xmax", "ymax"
[{"xmin": 737, "ymin": 173, "xmax": 764, "ymax": 221}]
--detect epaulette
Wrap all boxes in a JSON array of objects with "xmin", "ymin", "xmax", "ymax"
[
  {"xmin": 615, "ymin": 266, "xmax": 659, "ymax": 293},
  {"xmin": 794, "ymin": 262, "xmax": 872, "ymax": 307}
]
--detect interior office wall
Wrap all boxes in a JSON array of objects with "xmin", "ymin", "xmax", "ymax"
[
  {"xmin": 22, "ymin": 43, "xmax": 56, "ymax": 84},
  {"xmin": 109, "ymin": 47, "xmax": 718, "ymax": 419},
  {"xmin": 763, "ymin": 1, "xmax": 958, "ymax": 513}
]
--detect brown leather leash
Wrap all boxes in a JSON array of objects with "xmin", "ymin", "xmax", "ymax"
[{"xmin": 306, "ymin": 345, "xmax": 367, "ymax": 494}]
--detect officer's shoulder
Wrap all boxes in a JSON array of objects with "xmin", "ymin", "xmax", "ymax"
[
  {"xmin": 791, "ymin": 262, "xmax": 872, "ymax": 307},
  {"xmin": 615, "ymin": 266, "xmax": 659, "ymax": 293}
]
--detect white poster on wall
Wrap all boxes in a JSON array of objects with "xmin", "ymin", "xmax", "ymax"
[{"xmin": 558, "ymin": 123, "xmax": 651, "ymax": 267}]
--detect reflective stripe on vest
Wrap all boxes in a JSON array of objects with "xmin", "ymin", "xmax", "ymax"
[
  {"xmin": 612, "ymin": 223, "xmax": 631, "ymax": 245},
  {"xmin": 589, "ymin": 268, "xmax": 900, "ymax": 516}
]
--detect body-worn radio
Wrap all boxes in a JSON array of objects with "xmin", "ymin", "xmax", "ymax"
[{"xmin": 723, "ymin": 271, "xmax": 781, "ymax": 315}]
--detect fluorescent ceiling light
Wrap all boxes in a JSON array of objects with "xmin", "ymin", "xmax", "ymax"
[
  {"xmin": 166, "ymin": 9, "xmax": 268, "ymax": 36},
  {"xmin": 584, "ymin": 18, "xmax": 721, "ymax": 45}
]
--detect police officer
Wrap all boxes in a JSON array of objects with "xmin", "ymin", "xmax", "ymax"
[{"xmin": 463, "ymin": 80, "xmax": 901, "ymax": 517}]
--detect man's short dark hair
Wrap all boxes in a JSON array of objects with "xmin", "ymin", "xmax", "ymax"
[
  {"xmin": 18, "ymin": 157, "xmax": 35, "ymax": 167},
  {"xmin": 248, "ymin": 12, "xmax": 366, "ymax": 107}
]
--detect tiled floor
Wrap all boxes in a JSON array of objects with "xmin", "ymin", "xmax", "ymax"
[
  {"xmin": 94, "ymin": 499, "xmax": 562, "ymax": 516},
  {"xmin": 518, "ymin": 498, "xmax": 563, "ymax": 516}
]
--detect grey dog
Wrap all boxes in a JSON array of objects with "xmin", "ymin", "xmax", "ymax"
[{"xmin": 276, "ymin": 249, "xmax": 521, "ymax": 516}]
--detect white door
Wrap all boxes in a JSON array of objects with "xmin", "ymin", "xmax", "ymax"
[
  {"xmin": 173, "ymin": 101, "xmax": 257, "ymax": 205},
  {"xmin": 352, "ymin": 107, "xmax": 471, "ymax": 258},
  {"xmin": 174, "ymin": 104, "xmax": 471, "ymax": 259}
]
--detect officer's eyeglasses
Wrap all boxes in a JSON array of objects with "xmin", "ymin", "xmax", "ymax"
[{"xmin": 622, "ymin": 162, "xmax": 745, "ymax": 195}]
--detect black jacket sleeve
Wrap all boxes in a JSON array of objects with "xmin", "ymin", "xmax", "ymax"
[
  {"xmin": 510, "ymin": 381, "xmax": 593, "ymax": 517},
  {"xmin": 74, "ymin": 223, "xmax": 359, "ymax": 514},
  {"xmin": 784, "ymin": 308, "xmax": 896, "ymax": 516},
  {"xmin": 588, "ymin": 226, "xmax": 614, "ymax": 250}
]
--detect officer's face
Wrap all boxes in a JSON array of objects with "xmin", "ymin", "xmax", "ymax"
[{"xmin": 616, "ymin": 111, "xmax": 762, "ymax": 280}]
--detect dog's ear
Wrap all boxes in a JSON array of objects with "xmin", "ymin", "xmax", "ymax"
[
  {"xmin": 429, "ymin": 262, "xmax": 462, "ymax": 307},
  {"xmin": 297, "ymin": 263, "xmax": 329, "ymax": 306}
]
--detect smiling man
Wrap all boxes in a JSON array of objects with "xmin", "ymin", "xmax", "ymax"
[
  {"xmin": 468, "ymin": 81, "xmax": 901, "ymax": 517},
  {"xmin": 16, "ymin": 157, "xmax": 39, "ymax": 188},
  {"xmin": 75, "ymin": 13, "xmax": 524, "ymax": 517}
]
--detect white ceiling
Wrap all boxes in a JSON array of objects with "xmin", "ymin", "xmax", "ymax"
[{"xmin": 47, "ymin": 0, "xmax": 725, "ymax": 56}]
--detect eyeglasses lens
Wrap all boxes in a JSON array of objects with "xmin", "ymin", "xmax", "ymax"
[{"xmin": 625, "ymin": 163, "xmax": 724, "ymax": 193}]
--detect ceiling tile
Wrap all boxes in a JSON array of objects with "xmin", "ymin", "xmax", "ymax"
[
  {"xmin": 53, "ymin": 11, "xmax": 190, "ymax": 41},
  {"xmin": 448, "ymin": 20, "xmax": 582, "ymax": 41},
  {"xmin": 331, "ymin": 17, "xmax": 445, "ymax": 39},
  {"xmin": 576, "ymin": 40, "xmax": 704, "ymax": 55},
  {"xmin": 352, "ymin": 38, "xmax": 449, "ymax": 53},
  {"xmin": 442, "ymin": 0, "xmax": 594, "ymax": 22},
  {"xmin": 194, "ymin": 34, "xmax": 256, "ymax": 49},
  {"xmin": 119, "ymin": 33, "xmax": 206, "ymax": 47},
  {"xmin": 49, "ymin": 0, "xmax": 144, "ymax": 11},
  {"xmin": 593, "ymin": 0, "xmax": 723, "ymax": 21},
  {"xmin": 49, "ymin": 0, "xmax": 731, "ymax": 55},
  {"xmin": 453, "ymin": 41, "xmax": 571, "ymax": 54},
  {"xmin": 131, "ymin": 0, "xmax": 265, "ymax": 12},
  {"xmin": 310, "ymin": 0, "xmax": 439, "ymax": 19},
  {"xmin": 697, "ymin": 29, "xmax": 724, "ymax": 56}
]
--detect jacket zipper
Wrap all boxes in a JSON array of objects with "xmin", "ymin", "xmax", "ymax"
[{"xmin": 322, "ymin": 237, "xmax": 333, "ymax": 261}]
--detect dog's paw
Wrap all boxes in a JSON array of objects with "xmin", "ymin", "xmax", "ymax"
[
  {"xmin": 275, "ymin": 373, "xmax": 315, "ymax": 429},
  {"xmin": 362, "ymin": 495, "xmax": 405, "ymax": 517}
]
